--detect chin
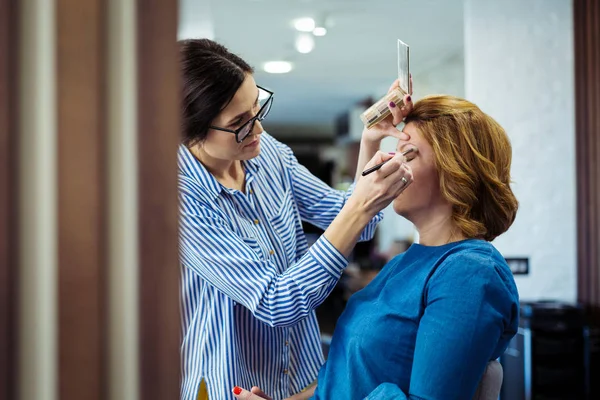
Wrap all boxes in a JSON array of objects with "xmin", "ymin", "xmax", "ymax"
[
  {"xmin": 240, "ymin": 142, "xmax": 261, "ymax": 160},
  {"xmin": 393, "ymin": 195, "xmax": 417, "ymax": 219},
  {"xmin": 392, "ymin": 197, "xmax": 406, "ymax": 216}
]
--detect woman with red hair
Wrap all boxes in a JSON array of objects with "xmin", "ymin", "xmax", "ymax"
[{"xmin": 235, "ymin": 95, "xmax": 519, "ymax": 400}]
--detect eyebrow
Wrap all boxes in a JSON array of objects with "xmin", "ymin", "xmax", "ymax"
[{"xmin": 227, "ymin": 90, "xmax": 260, "ymax": 126}]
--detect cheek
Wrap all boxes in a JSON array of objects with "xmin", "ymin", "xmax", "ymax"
[
  {"xmin": 393, "ymin": 163, "xmax": 439, "ymax": 211},
  {"xmin": 203, "ymin": 131, "xmax": 239, "ymax": 157}
]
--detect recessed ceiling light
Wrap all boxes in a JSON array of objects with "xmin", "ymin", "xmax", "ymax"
[
  {"xmin": 313, "ymin": 27, "xmax": 327, "ymax": 36},
  {"xmin": 293, "ymin": 18, "xmax": 315, "ymax": 32},
  {"xmin": 263, "ymin": 61, "xmax": 293, "ymax": 74},
  {"xmin": 295, "ymin": 33, "xmax": 315, "ymax": 54}
]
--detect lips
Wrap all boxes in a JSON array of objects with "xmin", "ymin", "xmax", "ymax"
[{"xmin": 244, "ymin": 138, "xmax": 259, "ymax": 148}]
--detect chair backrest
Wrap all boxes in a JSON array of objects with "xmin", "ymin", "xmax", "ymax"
[{"xmin": 472, "ymin": 360, "xmax": 503, "ymax": 400}]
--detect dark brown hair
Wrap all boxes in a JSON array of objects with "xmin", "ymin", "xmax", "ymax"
[{"xmin": 179, "ymin": 39, "xmax": 253, "ymax": 146}]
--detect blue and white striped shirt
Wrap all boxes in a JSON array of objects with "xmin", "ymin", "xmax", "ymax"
[{"xmin": 178, "ymin": 132, "xmax": 382, "ymax": 400}]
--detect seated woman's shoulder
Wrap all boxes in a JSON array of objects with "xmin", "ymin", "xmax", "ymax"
[
  {"xmin": 447, "ymin": 240, "xmax": 505, "ymax": 268},
  {"xmin": 442, "ymin": 240, "xmax": 517, "ymax": 294}
]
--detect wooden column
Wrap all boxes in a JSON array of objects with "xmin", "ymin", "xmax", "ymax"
[
  {"xmin": 137, "ymin": 0, "xmax": 181, "ymax": 398},
  {"xmin": 56, "ymin": 0, "xmax": 108, "ymax": 398},
  {"xmin": 574, "ymin": 0, "xmax": 600, "ymax": 322},
  {"xmin": 0, "ymin": 0, "xmax": 20, "ymax": 398}
]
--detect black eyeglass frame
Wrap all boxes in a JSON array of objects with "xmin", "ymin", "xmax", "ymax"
[{"xmin": 209, "ymin": 85, "xmax": 274, "ymax": 143}]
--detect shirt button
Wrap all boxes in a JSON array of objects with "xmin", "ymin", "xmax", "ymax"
[
  {"xmin": 249, "ymin": 189, "xmax": 254, "ymax": 194},
  {"xmin": 285, "ymin": 340, "xmax": 289, "ymax": 346},
  {"xmin": 253, "ymin": 219, "xmax": 259, "ymax": 225},
  {"xmin": 283, "ymin": 369, "xmax": 289, "ymax": 374},
  {"xmin": 269, "ymin": 250, "xmax": 275, "ymax": 255}
]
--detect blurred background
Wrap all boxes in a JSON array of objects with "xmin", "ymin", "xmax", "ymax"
[{"xmin": 1, "ymin": 0, "xmax": 599, "ymax": 399}]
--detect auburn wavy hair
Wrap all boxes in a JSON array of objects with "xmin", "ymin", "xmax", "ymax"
[{"xmin": 404, "ymin": 95, "xmax": 518, "ymax": 241}]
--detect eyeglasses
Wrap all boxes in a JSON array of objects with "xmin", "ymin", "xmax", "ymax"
[{"xmin": 209, "ymin": 85, "xmax": 274, "ymax": 143}]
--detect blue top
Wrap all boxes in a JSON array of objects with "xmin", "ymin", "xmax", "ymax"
[
  {"xmin": 312, "ymin": 239, "xmax": 519, "ymax": 400},
  {"xmin": 178, "ymin": 132, "xmax": 382, "ymax": 400}
]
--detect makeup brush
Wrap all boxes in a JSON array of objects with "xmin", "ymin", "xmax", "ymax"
[{"xmin": 361, "ymin": 147, "xmax": 417, "ymax": 177}]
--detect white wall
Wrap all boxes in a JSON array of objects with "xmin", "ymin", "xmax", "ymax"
[
  {"xmin": 464, "ymin": 0, "xmax": 576, "ymax": 302},
  {"xmin": 178, "ymin": 0, "xmax": 214, "ymax": 40}
]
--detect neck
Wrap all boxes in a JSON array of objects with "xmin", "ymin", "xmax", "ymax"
[
  {"xmin": 411, "ymin": 204, "xmax": 466, "ymax": 246},
  {"xmin": 189, "ymin": 145, "xmax": 244, "ymax": 184}
]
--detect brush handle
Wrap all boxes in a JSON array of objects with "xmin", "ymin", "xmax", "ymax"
[{"xmin": 360, "ymin": 148, "xmax": 415, "ymax": 177}]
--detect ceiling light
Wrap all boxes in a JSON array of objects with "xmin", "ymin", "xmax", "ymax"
[
  {"xmin": 263, "ymin": 61, "xmax": 293, "ymax": 74},
  {"xmin": 295, "ymin": 33, "xmax": 315, "ymax": 54},
  {"xmin": 313, "ymin": 27, "xmax": 327, "ymax": 36},
  {"xmin": 294, "ymin": 17, "xmax": 315, "ymax": 32}
]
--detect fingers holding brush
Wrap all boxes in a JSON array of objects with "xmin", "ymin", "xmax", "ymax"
[
  {"xmin": 368, "ymin": 150, "xmax": 414, "ymax": 193},
  {"xmin": 377, "ymin": 149, "xmax": 414, "ymax": 196},
  {"xmin": 361, "ymin": 147, "xmax": 417, "ymax": 177},
  {"xmin": 393, "ymin": 162, "xmax": 414, "ymax": 195},
  {"xmin": 377, "ymin": 152, "xmax": 407, "ymax": 178},
  {"xmin": 350, "ymin": 148, "xmax": 416, "ymax": 217}
]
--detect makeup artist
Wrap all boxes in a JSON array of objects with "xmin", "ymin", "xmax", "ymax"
[{"xmin": 177, "ymin": 39, "xmax": 414, "ymax": 400}]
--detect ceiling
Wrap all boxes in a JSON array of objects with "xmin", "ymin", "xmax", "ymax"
[{"xmin": 179, "ymin": 0, "xmax": 464, "ymax": 126}]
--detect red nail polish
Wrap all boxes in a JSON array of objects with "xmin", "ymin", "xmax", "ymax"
[
  {"xmin": 389, "ymin": 101, "xmax": 396, "ymax": 108},
  {"xmin": 388, "ymin": 152, "xmax": 396, "ymax": 155},
  {"xmin": 233, "ymin": 386, "xmax": 242, "ymax": 395},
  {"xmin": 406, "ymin": 95, "xmax": 411, "ymax": 102}
]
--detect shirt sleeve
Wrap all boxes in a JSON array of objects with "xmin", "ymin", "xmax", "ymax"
[
  {"xmin": 179, "ymin": 190, "xmax": 349, "ymax": 328},
  {"xmin": 363, "ymin": 253, "xmax": 519, "ymax": 400},
  {"xmin": 275, "ymin": 138, "xmax": 382, "ymax": 242}
]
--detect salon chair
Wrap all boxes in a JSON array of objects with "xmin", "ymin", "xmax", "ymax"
[{"xmin": 472, "ymin": 360, "xmax": 503, "ymax": 400}]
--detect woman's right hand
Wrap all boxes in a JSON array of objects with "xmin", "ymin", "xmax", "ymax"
[
  {"xmin": 348, "ymin": 151, "xmax": 414, "ymax": 218},
  {"xmin": 322, "ymin": 150, "xmax": 414, "ymax": 259}
]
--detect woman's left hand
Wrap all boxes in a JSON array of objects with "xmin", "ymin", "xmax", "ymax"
[
  {"xmin": 232, "ymin": 386, "xmax": 271, "ymax": 400},
  {"xmin": 362, "ymin": 77, "xmax": 414, "ymax": 145},
  {"xmin": 232, "ymin": 386, "xmax": 314, "ymax": 400}
]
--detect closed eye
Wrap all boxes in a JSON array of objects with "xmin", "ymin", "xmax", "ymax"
[
  {"xmin": 401, "ymin": 146, "xmax": 418, "ymax": 162},
  {"xmin": 228, "ymin": 117, "xmax": 244, "ymax": 128}
]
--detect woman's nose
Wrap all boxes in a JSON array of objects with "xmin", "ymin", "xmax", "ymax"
[{"xmin": 253, "ymin": 120, "xmax": 264, "ymax": 135}]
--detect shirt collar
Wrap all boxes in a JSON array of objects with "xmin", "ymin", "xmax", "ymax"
[{"xmin": 178, "ymin": 144, "xmax": 261, "ymax": 200}]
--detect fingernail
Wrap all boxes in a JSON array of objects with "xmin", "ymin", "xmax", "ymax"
[
  {"xmin": 389, "ymin": 101, "xmax": 396, "ymax": 108},
  {"xmin": 233, "ymin": 387, "xmax": 242, "ymax": 395},
  {"xmin": 406, "ymin": 95, "xmax": 412, "ymax": 102}
]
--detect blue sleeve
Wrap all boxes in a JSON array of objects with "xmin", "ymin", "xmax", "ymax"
[
  {"xmin": 274, "ymin": 137, "xmax": 382, "ymax": 242},
  {"xmin": 364, "ymin": 253, "xmax": 518, "ymax": 400},
  {"xmin": 179, "ymin": 187, "xmax": 349, "ymax": 328}
]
